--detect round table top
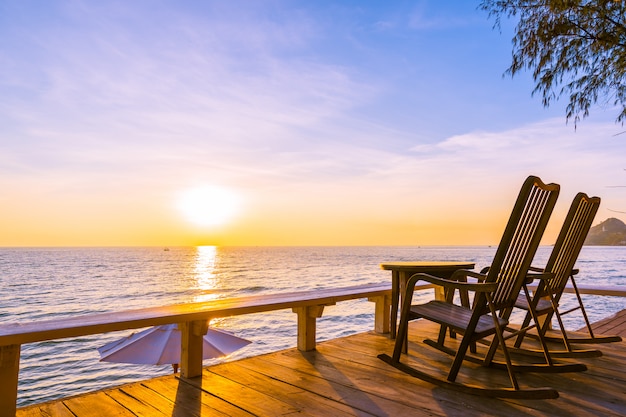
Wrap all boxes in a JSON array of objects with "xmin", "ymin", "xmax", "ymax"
[{"xmin": 380, "ymin": 261, "xmax": 475, "ymax": 271}]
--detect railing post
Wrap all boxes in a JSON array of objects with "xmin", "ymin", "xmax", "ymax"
[
  {"xmin": 0, "ymin": 344, "xmax": 20, "ymax": 417},
  {"xmin": 179, "ymin": 320, "xmax": 208, "ymax": 378},
  {"xmin": 368, "ymin": 294, "xmax": 391, "ymax": 334},
  {"xmin": 434, "ymin": 286, "xmax": 446, "ymax": 301},
  {"xmin": 293, "ymin": 305, "xmax": 330, "ymax": 351}
]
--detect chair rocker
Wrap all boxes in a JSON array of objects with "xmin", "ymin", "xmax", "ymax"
[
  {"xmin": 513, "ymin": 192, "xmax": 621, "ymax": 357},
  {"xmin": 379, "ymin": 176, "xmax": 562, "ymax": 399}
]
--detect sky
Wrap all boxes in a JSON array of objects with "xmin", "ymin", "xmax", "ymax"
[{"xmin": 1, "ymin": 0, "xmax": 625, "ymax": 247}]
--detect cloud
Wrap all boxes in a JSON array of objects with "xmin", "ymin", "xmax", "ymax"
[
  {"xmin": 394, "ymin": 118, "xmax": 626, "ymax": 221},
  {"xmin": 407, "ymin": 2, "xmax": 480, "ymax": 31},
  {"xmin": 1, "ymin": 2, "xmax": 381, "ymax": 185}
]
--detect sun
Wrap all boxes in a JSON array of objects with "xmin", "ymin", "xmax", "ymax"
[{"xmin": 177, "ymin": 185, "xmax": 242, "ymax": 227}]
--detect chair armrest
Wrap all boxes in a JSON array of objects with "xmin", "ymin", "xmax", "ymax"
[
  {"xmin": 527, "ymin": 265, "xmax": 574, "ymax": 277},
  {"xmin": 455, "ymin": 269, "xmax": 489, "ymax": 282},
  {"xmin": 402, "ymin": 272, "xmax": 497, "ymax": 313},
  {"xmin": 524, "ymin": 271, "xmax": 554, "ymax": 285},
  {"xmin": 528, "ymin": 272, "xmax": 553, "ymax": 280},
  {"xmin": 407, "ymin": 272, "xmax": 497, "ymax": 293},
  {"xmin": 447, "ymin": 269, "xmax": 486, "ymax": 307}
]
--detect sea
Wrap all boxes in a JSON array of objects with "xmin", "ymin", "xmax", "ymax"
[{"xmin": 1, "ymin": 245, "xmax": 625, "ymax": 407}]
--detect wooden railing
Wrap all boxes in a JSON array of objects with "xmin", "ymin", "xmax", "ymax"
[
  {"xmin": 0, "ymin": 283, "xmax": 395, "ymax": 416},
  {"xmin": 1, "ymin": 281, "xmax": 624, "ymax": 416},
  {"xmin": 546, "ymin": 283, "xmax": 626, "ymax": 297}
]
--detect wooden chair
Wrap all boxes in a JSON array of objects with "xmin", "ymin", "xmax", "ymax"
[
  {"xmin": 513, "ymin": 192, "xmax": 621, "ymax": 357},
  {"xmin": 379, "ymin": 176, "xmax": 561, "ymax": 398}
]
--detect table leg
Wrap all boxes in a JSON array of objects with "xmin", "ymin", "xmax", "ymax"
[
  {"xmin": 399, "ymin": 271, "xmax": 410, "ymax": 353},
  {"xmin": 390, "ymin": 270, "xmax": 399, "ymax": 339}
]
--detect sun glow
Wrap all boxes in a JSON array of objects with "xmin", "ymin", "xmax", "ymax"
[{"xmin": 177, "ymin": 185, "xmax": 242, "ymax": 227}]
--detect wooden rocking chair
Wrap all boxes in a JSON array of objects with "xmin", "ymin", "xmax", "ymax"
[
  {"xmin": 379, "ymin": 176, "xmax": 561, "ymax": 399},
  {"xmin": 513, "ymin": 192, "xmax": 621, "ymax": 357}
]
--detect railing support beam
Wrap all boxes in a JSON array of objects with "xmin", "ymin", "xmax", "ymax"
[
  {"xmin": 293, "ymin": 304, "xmax": 331, "ymax": 351},
  {"xmin": 0, "ymin": 344, "xmax": 20, "ymax": 417},
  {"xmin": 368, "ymin": 294, "xmax": 391, "ymax": 334},
  {"xmin": 179, "ymin": 320, "xmax": 208, "ymax": 379}
]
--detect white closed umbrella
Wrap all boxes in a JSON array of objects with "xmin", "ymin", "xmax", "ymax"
[{"xmin": 98, "ymin": 324, "xmax": 251, "ymax": 370}]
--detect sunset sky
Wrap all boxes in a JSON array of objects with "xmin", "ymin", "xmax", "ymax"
[{"xmin": 1, "ymin": 0, "xmax": 625, "ymax": 247}]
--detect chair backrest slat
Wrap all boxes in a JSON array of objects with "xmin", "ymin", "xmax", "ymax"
[
  {"xmin": 544, "ymin": 193, "xmax": 600, "ymax": 299},
  {"xmin": 485, "ymin": 176, "xmax": 560, "ymax": 311}
]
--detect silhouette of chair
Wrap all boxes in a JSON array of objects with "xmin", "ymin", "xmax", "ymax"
[
  {"xmin": 513, "ymin": 192, "xmax": 621, "ymax": 357},
  {"xmin": 379, "ymin": 176, "xmax": 562, "ymax": 398}
]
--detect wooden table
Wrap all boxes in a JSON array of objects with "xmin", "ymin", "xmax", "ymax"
[{"xmin": 380, "ymin": 261, "xmax": 475, "ymax": 339}]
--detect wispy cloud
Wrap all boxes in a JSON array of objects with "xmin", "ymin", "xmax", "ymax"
[
  {"xmin": 407, "ymin": 1, "xmax": 481, "ymax": 31},
  {"xmin": 393, "ymin": 118, "xmax": 625, "ymax": 221},
  {"xmin": 1, "ymin": 2, "xmax": 379, "ymax": 186}
]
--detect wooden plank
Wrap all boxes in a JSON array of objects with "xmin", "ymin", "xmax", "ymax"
[
  {"xmin": 210, "ymin": 361, "xmax": 376, "ymax": 416},
  {"xmin": 253, "ymin": 339, "xmax": 534, "ymax": 416},
  {"xmin": 267, "ymin": 324, "xmax": 491, "ymax": 410},
  {"xmin": 238, "ymin": 352, "xmax": 460, "ymax": 416},
  {"xmin": 589, "ymin": 309, "xmax": 626, "ymax": 337},
  {"xmin": 14, "ymin": 402, "xmax": 74, "ymax": 417},
  {"xmin": 182, "ymin": 367, "xmax": 307, "ymax": 416},
  {"xmin": 573, "ymin": 345, "xmax": 626, "ymax": 382},
  {"xmin": 141, "ymin": 377, "xmax": 251, "ymax": 417},
  {"xmin": 105, "ymin": 386, "xmax": 172, "ymax": 417},
  {"xmin": 62, "ymin": 391, "xmax": 137, "ymax": 417}
]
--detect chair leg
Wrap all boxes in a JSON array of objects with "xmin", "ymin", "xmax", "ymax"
[
  {"xmin": 392, "ymin": 311, "xmax": 409, "ymax": 362},
  {"xmin": 514, "ymin": 310, "xmax": 534, "ymax": 348},
  {"xmin": 447, "ymin": 329, "xmax": 474, "ymax": 382},
  {"xmin": 549, "ymin": 305, "xmax": 576, "ymax": 352},
  {"xmin": 484, "ymin": 331, "xmax": 500, "ymax": 365},
  {"xmin": 437, "ymin": 324, "xmax": 448, "ymax": 344},
  {"xmin": 526, "ymin": 305, "xmax": 555, "ymax": 366},
  {"xmin": 571, "ymin": 275, "xmax": 595, "ymax": 339},
  {"xmin": 492, "ymin": 321, "xmax": 519, "ymax": 390},
  {"xmin": 486, "ymin": 296, "xmax": 520, "ymax": 390},
  {"xmin": 393, "ymin": 281, "xmax": 419, "ymax": 362}
]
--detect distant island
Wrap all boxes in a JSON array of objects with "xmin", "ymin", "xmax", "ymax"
[{"xmin": 585, "ymin": 217, "xmax": 626, "ymax": 246}]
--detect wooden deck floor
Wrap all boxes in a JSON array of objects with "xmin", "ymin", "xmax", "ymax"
[
  {"xmin": 589, "ymin": 308, "xmax": 626, "ymax": 337},
  {"xmin": 17, "ymin": 311, "xmax": 626, "ymax": 417}
]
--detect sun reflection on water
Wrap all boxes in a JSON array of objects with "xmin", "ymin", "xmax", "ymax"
[{"xmin": 193, "ymin": 246, "xmax": 220, "ymax": 303}]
